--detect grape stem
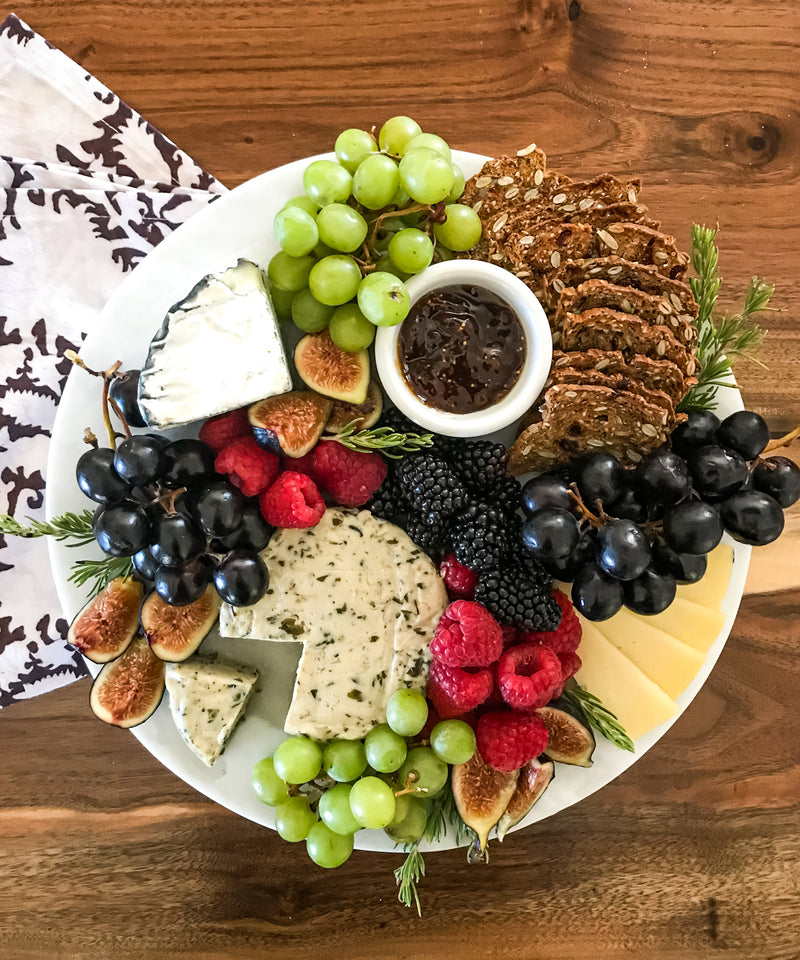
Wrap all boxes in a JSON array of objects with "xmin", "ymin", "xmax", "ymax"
[
  {"xmin": 568, "ymin": 484, "xmax": 603, "ymax": 529},
  {"xmin": 65, "ymin": 351, "xmax": 128, "ymax": 450},
  {"xmin": 764, "ymin": 423, "xmax": 800, "ymax": 453},
  {"xmin": 395, "ymin": 771, "xmax": 426, "ymax": 798},
  {"xmin": 366, "ymin": 202, "xmax": 431, "ymax": 249}
]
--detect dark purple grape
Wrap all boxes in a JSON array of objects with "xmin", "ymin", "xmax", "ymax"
[
  {"xmin": 663, "ymin": 500, "xmax": 723, "ymax": 556},
  {"xmin": 576, "ymin": 452, "xmax": 625, "ymax": 506},
  {"xmin": 720, "ymin": 490, "xmax": 784, "ymax": 545},
  {"xmin": 520, "ymin": 508, "xmax": 581, "ymax": 564},
  {"xmin": 595, "ymin": 519, "xmax": 651, "ymax": 581},
  {"xmin": 689, "ymin": 445, "xmax": 748, "ymax": 499},
  {"xmin": 211, "ymin": 504, "xmax": 274, "ymax": 552},
  {"xmin": 154, "ymin": 556, "xmax": 212, "ymax": 606},
  {"xmin": 132, "ymin": 546, "xmax": 159, "ymax": 581},
  {"xmin": 717, "ymin": 410, "xmax": 770, "ymax": 461},
  {"xmin": 633, "ymin": 449, "xmax": 691, "ymax": 505},
  {"xmin": 113, "ymin": 434, "xmax": 167, "ymax": 486},
  {"xmin": 521, "ymin": 475, "xmax": 576, "ymax": 516},
  {"xmin": 571, "ymin": 562, "xmax": 624, "ymax": 621},
  {"xmin": 191, "ymin": 480, "xmax": 245, "ymax": 538},
  {"xmin": 652, "ymin": 540, "xmax": 707, "ymax": 584},
  {"xmin": 753, "ymin": 456, "xmax": 800, "ymax": 508},
  {"xmin": 670, "ymin": 410, "xmax": 720, "ymax": 457},
  {"xmin": 94, "ymin": 499, "xmax": 152, "ymax": 556},
  {"xmin": 161, "ymin": 439, "xmax": 217, "ymax": 489},
  {"xmin": 623, "ymin": 566, "xmax": 677, "ymax": 615},
  {"xmin": 540, "ymin": 528, "xmax": 596, "ymax": 581},
  {"xmin": 150, "ymin": 514, "xmax": 206, "ymax": 567},
  {"xmin": 76, "ymin": 447, "xmax": 130, "ymax": 504},
  {"xmin": 108, "ymin": 369, "xmax": 146, "ymax": 429},
  {"xmin": 606, "ymin": 485, "xmax": 649, "ymax": 523},
  {"xmin": 214, "ymin": 550, "xmax": 269, "ymax": 606}
]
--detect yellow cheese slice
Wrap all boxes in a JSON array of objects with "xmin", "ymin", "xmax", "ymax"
[
  {"xmin": 636, "ymin": 597, "xmax": 726, "ymax": 654},
  {"xmin": 574, "ymin": 620, "xmax": 678, "ymax": 742},
  {"xmin": 676, "ymin": 543, "xmax": 734, "ymax": 610},
  {"xmin": 589, "ymin": 607, "xmax": 705, "ymax": 700}
]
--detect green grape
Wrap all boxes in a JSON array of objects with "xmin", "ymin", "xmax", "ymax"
[
  {"xmin": 399, "ymin": 148, "xmax": 455, "ymax": 204},
  {"xmin": 272, "ymin": 735, "xmax": 323, "ymax": 784},
  {"xmin": 275, "ymin": 796, "xmax": 317, "ymax": 842},
  {"xmin": 392, "ymin": 184, "xmax": 412, "ymax": 208},
  {"xmin": 385, "ymin": 688, "xmax": 428, "ymax": 737},
  {"xmin": 268, "ymin": 284, "xmax": 296, "ymax": 321},
  {"xmin": 348, "ymin": 775, "xmax": 397, "ymax": 829},
  {"xmin": 434, "ymin": 244, "xmax": 455, "ymax": 262},
  {"xmin": 318, "ymin": 783, "xmax": 362, "ymax": 835},
  {"xmin": 374, "ymin": 255, "xmax": 410, "ymax": 281},
  {"xmin": 251, "ymin": 756, "xmax": 290, "ymax": 806},
  {"xmin": 309, "ymin": 255, "xmax": 363, "ymax": 306},
  {"xmin": 357, "ymin": 272, "xmax": 410, "ymax": 327},
  {"xmin": 352, "ymin": 154, "xmax": 400, "ymax": 210},
  {"xmin": 384, "ymin": 796, "xmax": 428, "ymax": 844},
  {"xmin": 313, "ymin": 239, "xmax": 337, "ymax": 259},
  {"xmin": 329, "ymin": 302, "xmax": 376, "ymax": 351},
  {"xmin": 291, "ymin": 288, "xmax": 335, "ymax": 333},
  {"xmin": 281, "ymin": 195, "xmax": 319, "ymax": 217},
  {"xmin": 430, "ymin": 719, "xmax": 476, "ymax": 765},
  {"xmin": 397, "ymin": 746, "xmax": 448, "ymax": 797},
  {"xmin": 404, "ymin": 132, "xmax": 452, "ymax": 161},
  {"xmin": 316, "ymin": 203, "xmax": 368, "ymax": 253},
  {"xmin": 448, "ymin": 164, "xmax": 466, "ymax": 201},
  {"xmin": 364, "ymin": 723, "xmax": 407, "ymax": 773},
  {"xmin": 274, "ymin": 205, "xmax": 319, "ymax": 257},
  {"xmin": 433, "ymin": 203, "xmax": 482, "ymax": 251},
  {"xmin": 322, "ymin": 738, "xmax": 368, "ymax": 782},
  {"xmin": 306, "ymin": 821, "xmax": 354, "ymax": 868},
  {"xmin": 378, "ymin": 115, "xmax": 422, "ymax": 155},
  {"xmin": 267, "ymin": 251, "xmax": 315, "ymax": 292},
  {"xmin": 388, "ymin": 228, "xmax": 434, "ymax": 274},
  {"xmin": 303, "ymin": 159, "xmax": 353, "ymax": 206},
  {"xmin": 335, "ymin": 127, "xmax": 378, "ymax": 173},
  {"xmin": 390, "ymin": 793, "xmax": 412, "ymax": 824}
]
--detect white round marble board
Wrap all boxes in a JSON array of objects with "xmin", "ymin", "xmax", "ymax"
[{"xmin": 46, "ymin": 150, "xmax": 751, "ymax": 853}]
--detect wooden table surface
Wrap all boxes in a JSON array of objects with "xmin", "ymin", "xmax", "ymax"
[{"xmin": 3, "ymin": 2, "xmax": 800, "ymax": 957}]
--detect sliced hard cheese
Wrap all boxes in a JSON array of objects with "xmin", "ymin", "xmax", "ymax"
[
  {"xmin": 165, "ymin": 657, "xmax": 259, "ymax": 766},
  {"xmin": 676, "ymin": 543, "xmax": 734, "ymax": 610},
  {"xmin": 589, "ymin": 607, "xmax": 704, "ymax": 700},
  {"xmin": 574, "ymin": 620, "xmax": 678, "ymax": 742},
  {"xmin": 637, "ymin": 597, "xmax": 726, "ymax": 654}
]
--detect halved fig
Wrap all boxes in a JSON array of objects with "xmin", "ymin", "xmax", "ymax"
[
  {"xmin": 324, "ymin": 379, "xmax": 383, "ymax": 433},
  {"xmin": 89, "ymin": 635, "xmax": 165, "ymax": 728},
  {"xmin": 496, "ymin": 758, "xmax": 555, "ymax": 841},
  {"xmin": 67, "ymin": 577, "xmax": 142, "ymax": 664},
  {"xmin": 295, "ymin": 329, "xmax": 370, "ymax": 404},
  {"xmin": 141, "ymin": 585, "xmax": 220, "ymax": 662},
  {"xmin": 537, "ymin": 705, "xmax": 596, "ymax": 767},
  {"xmin": 249, "ymin": 390, "xmax": 332, "ymax": 458},
  {"xmin": 451, "ymin": 750, "xmax": 519, "ymax": 863}
]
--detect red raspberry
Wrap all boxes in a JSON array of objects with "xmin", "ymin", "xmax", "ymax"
[
  {"xmin": 198, "ymin": 407, "xmax": 251, "ymax": 452},
  {"xmin": 497, "ymin": 642, "xmax": 563, "ymax": 710},
  {"xmin": 427, "ymin": 659, "xmax": 493, "ymax": 719},
  {"xmin": 501, "ymin": 624, "xmax": 519, "ymax": 649},
  {"xmin": 430, "ymin": 600, "xmax": 503, "ymax": 668},
  {"xmin": 284, "ymin": 451, "xmax": 319, "ymax": 483},
  {"xmin": 259, "ymin": 471, "xmax": 325, "ymax": 528},
  {"xmin": 419, "ymin": 701, "xmax": 441, "ymax": 740},
  {"xmin": 477, "ymin": 711, "xmax": 550, "ymax": 772},
  {"xmin": 551, "ymin": 650, "xmax": 582, "ymax": 700},
  {"xmin": 311, "ymin": 441, "xmax": 388, "ymax": 507},
  {"xmin": 518, "ymin": 590, "xmax": 582, "ymax": 656},
  {"xmin": 438, "ymin": 553, "xmax": 477, "ymax": 599},
  {"xmin": 215, "ymin": 436, "xmax": 280, "ymax": 498}
]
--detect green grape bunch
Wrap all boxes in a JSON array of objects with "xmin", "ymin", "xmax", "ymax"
[{"xmin": 267, "ymin": 116, "xmax": 483, "ymax": 350}]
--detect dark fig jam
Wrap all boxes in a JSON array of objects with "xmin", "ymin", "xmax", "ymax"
[{"xmin": 397, "ymin": 284, "xmax": 525, "ymax": 414}]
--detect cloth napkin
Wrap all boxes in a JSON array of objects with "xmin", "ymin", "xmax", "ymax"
[{"xmin": 0, "ymin": 13, "xmax": 227, "ymax": 706}]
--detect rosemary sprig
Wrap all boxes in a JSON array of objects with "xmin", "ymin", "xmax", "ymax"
[
  {"xmin": 680, "ymin": 225, "xmax": 771, "ymax": 412},
  {"xmin": 0, "ymin": 509, "xmax": 96, "ymax": 547},
  {"xmin": 560, "ymin": 682, "xmax": 635, "ymax": 753},
  {"xmin": 326, "ymin": 421, "xmax": 434, "ymax": 459},
  {"xmin": 68, "ymin": 556, "xmax": 133, "ymax": 598},
  {"xmin": 395, "ymin": 845, "xmax": 425, "ymax": 916}
]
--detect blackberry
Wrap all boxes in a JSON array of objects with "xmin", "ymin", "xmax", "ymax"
[
  {"xmin": 453, "ymin": 439, "xmax": 509, "ymax": 493},
  {"xmin": 475, "ymin": 569, "xmax": 561, "ymax": 632},
  {"xmin": 506, "ymin": 530, "xmax": 554, "ymax": 586},
  {"xmin": 367, "ymin": 473, "xmax": 406, "ymax": 524},
  {"xmin": 397, "ymin": 454, "xmax": 467, "ymax": 522},
  {"xmin": 404, "ymin": 516, "xmax": 447, "ymax": 557},
  {"xmin": 449, "ymin": 502, "xmax": 508, "ymax": 573},
  {"xmin": 490, "ymin": 474, "xmax": 523, "ymax": 521}
]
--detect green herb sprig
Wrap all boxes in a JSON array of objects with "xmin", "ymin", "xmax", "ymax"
[
  {"xmin": 561, "ymin": 682, "xmax": 635, "ymax": 753},
  {"xmin": 327, "ymin": 421, "xmax": 434, "ymax": 459},
  {"xmin": 68, "ymin": 556, "xmax": 133, "ymax": 598},
  {"xmin": 680, "ymin": 225, "xmax": 771, "ymax": 412}
]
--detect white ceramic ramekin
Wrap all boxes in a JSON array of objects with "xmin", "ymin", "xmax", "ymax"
[{"xmin": 374, "ymin": 259, "xmax": 552, "ymax": 438}]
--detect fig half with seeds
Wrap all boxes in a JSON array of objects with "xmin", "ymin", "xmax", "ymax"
[
  {"xmin": 536, "ymin": 705, "xmax": 596, "ymax": 767},
  {"xmin": 324, "ymin": 379, "xmax": 383, "ymax": 433},
  {"xmin": 294, "ymin": 329, "xmax": 370, "ymax": 404},
  {"xmin": 67, "ymin": 577, "xmax": 142, "ymax": 664},
  {"xmin": 249, "ymin": 390, "xmax": 332, "ymax": 458},
  {"xmin": 496, "ymin": 758, "xmax": 555, "ymax": 842},
  {"xmin": 90, "ymin": 635, "xmax": 165, "ymax": 727},
  {"xmin": 142, "ymin": 585, "xmax": 220, "ymax": 662},
  {"xmin": 451, "ymin": 749, "xmax": 519, "ymax": 863}
]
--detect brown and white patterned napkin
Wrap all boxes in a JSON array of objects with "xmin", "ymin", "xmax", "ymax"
[{"xmin": 0, "ymin": 13, "xmax": 227, "ymax": 706}]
